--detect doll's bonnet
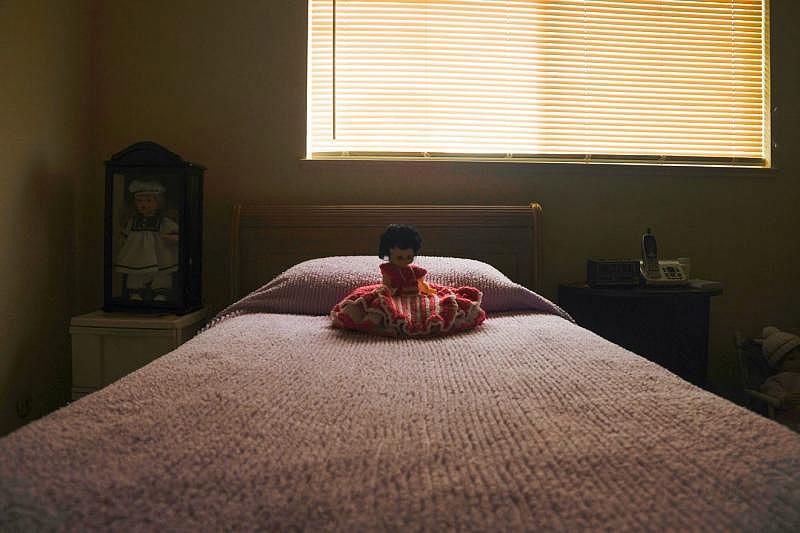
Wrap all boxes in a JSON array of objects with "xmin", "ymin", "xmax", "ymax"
[
  {"xmin": 129, "ymin": 179, "xmax": 165, "ymax": 196},
  {"xmin": 762, "ymin": 326, "xmax": 800, "ymax": 369}
]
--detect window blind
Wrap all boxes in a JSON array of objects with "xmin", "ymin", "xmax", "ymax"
[{"xmin": 308, "ymin": 0, "xmax": 769, "ymax": 166}]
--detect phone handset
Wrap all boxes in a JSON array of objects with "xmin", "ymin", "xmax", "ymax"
[{"xmin": 641, "ymin": 228, "xmax": 660, "ymax": 279}]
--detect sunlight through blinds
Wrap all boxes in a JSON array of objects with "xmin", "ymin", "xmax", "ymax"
[{"xmin": 308, "ymin": 0, "xmax": 768, "ymax": 166}]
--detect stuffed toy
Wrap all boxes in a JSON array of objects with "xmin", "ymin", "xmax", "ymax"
[
  {"xmin": 758, "ymin": 326, "xmax": 800, "ymax": 415},
  {"xmin": 330, "ymin": 224, "xmax": 485, "ymax": 336}
]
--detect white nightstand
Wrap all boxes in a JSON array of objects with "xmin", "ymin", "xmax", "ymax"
[{"xmin": 70, "ymin": 307, "xmax": 209, "ymax": 400}]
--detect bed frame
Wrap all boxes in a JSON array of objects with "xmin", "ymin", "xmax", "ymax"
[{"xmin": 229, "ymin": 204, "xmax": 543, "ymax": 300}]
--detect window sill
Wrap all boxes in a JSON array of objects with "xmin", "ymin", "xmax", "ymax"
[{"xmin": 299, "ymin": 157, "xmax": 778, "ymax": 180}]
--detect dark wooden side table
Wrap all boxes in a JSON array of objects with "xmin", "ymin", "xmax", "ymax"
[{"xmin": 558, "ymin": 283, "xmax": 723, "ymax": 388}]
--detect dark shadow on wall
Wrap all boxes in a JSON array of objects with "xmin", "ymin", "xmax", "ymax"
[{"xmin": 0, "ymin": 155, "xmax": 75, "ymax": 436}]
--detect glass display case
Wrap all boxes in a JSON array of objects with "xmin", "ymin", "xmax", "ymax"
[{"xmin": 104, "ymin": 142, "xmax": 204, "ymax": 314}]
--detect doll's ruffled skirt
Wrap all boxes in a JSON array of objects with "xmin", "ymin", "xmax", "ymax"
[{"xmin": 330, "ymin": 283, "xmax": 486, "ymax": 336}]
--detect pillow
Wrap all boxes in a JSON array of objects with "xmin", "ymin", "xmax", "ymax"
[{"xmin": 210, "ymin": 256, "xmax": 571, "ymax": 324}]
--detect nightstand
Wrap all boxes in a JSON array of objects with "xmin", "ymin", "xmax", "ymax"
[
  {"xmin": 70, "ymin": 308, "xmax": 208, "ymax": 400},
  {"xmin": 558, "ymin": 283, "xmax": 722, "ymax": 388}
]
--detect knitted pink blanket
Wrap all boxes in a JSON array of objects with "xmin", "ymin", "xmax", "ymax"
[{"xmin": 1, "ymin": 312, "xmax": 798, "ymax": 530}]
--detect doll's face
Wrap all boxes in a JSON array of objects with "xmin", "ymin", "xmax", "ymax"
[
  {"xmin": 389, "ymin": 247, "xmax": 414, "ymax": 267},
  {"xmin": 134, "ymin": 193, "xmax": 159, "ymax": 216}
]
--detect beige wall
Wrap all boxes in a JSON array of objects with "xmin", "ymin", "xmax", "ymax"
[
  {"xmin": 75, "ymin": 0, "xmax": 800, "ymax": 401},
  {"xmin": 0, "ymin": 0, "xmax": 91, "ymax": 435}
]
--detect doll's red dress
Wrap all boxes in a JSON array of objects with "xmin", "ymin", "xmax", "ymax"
[
  {"xmin": 380, "ymin": 263, "xmax": 429, "ymax": 295},
  {"xmin": 331, "ymin": 262, "xmax": 485, "ymax": 336}
]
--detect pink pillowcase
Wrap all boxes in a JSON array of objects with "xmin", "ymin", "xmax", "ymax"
[{"xmin": 214, "ymin": 256, "xmax": 570, "ymax": 320}]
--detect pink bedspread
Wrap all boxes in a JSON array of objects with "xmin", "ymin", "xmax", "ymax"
[{"xmin": 1, "ymin": 312, "xmax": 799, "ymax": 531}]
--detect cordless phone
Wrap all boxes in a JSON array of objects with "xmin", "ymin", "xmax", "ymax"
[
  {"xmin": 641, "ymin": 228, "xmax": 660, "ymax": 279},
  {"xmin": 640, "ymin": 228, "xmax": 689, "ymax": 286}
]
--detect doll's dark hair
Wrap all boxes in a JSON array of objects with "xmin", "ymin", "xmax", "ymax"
[{"xmin": 378, "ymin": 224, "xmax": 422, "ymax": 259}]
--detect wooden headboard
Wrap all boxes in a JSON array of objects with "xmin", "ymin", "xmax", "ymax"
[{"xmin": 230, "ymin": 204, "xmax": 543, "ymax": 300}]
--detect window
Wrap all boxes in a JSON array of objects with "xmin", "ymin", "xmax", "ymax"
[{"xmin": 307, "ymin": 1, "xmax": 769, "ymax": 167}]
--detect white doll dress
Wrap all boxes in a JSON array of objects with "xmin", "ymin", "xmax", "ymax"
[{"xmin": 115, "ymin": 216, "xmax": 179, "ymax": 274}]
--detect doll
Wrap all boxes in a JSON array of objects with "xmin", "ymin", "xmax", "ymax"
[
  {"xmin": 378, "ymin": 224, "xmax": 437, "ymax": 297},
  {"xmin": 758, "ymin": 326, "xmax": 800, "ymax": 426},
  {"xmin": 330, "ymin": 224, "xmax": 485, "ymax": 336},
  {"xmin": 114, "ymin": 179, "xmax": 179, "ymax": 302}
]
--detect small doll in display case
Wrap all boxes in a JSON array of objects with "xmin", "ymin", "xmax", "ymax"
[
  {"xmin": 114, "ymin": 179, "xmax": 179, "ymax": 302},
  {"xmin": 331, "ymin": 224, "xmax": 485, "ymax": 336}
]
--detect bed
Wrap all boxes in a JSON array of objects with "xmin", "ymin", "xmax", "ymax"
[{"xmin": 1, "ymin": 204, "xmax": 798, "ymax": 531}]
